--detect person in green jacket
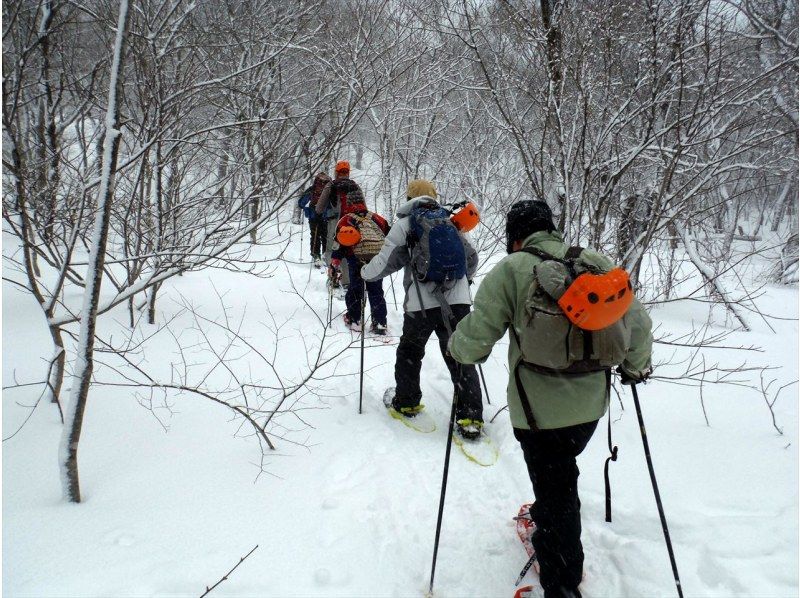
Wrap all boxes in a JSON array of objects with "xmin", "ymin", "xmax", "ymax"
[{"xmin": 448, "ymin": 200, "xmax": 653, "ymax": 598}]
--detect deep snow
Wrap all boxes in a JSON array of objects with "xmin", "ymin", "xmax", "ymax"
[{"xmin": 3, "ymin": 183, "xmax": 798, "ymax": 597}]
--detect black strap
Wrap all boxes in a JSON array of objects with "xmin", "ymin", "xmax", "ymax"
[
  {"xmin": 432, "ymin": 285, "xmax": 455, "ymax": 335},
  {"xmin": 510, "ymin": 327, "xmax": 539, "ymax": 432},
  {"xmin": 603, "ymin": 369, "xmax": 618, "ymax": 523},
  {"xmin": 517, "ymin": 245, "xmax": 584, "ymax": 279},
  {"xmin": 518, "ymin": 246, "xmax": 558, "ymax": 262},
  {"xmin": 412, "ymin": 273, "xmax": 428, "ymax": 321},
  {"xmin": 515, "ymin": 552, "xmax": 538, "ymax": 587}
]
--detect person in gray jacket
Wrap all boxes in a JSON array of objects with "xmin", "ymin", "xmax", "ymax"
[{"xmin": 361, "ymin": 179, "xmax": 483, "ymax": 439}]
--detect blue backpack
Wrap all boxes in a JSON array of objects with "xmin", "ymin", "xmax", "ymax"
[{"xmin": 408, "ymin": 204, "xmax": 467, "ymax": 288}]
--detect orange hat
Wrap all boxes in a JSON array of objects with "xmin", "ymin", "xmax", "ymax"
[
  {"xmin": 336, "ymin": 224, "xmax": 361, "ymax": 246},
  {"xmin": 451, "ymin": 201, "xmax": 480, "ymax": 232},
  {"xmin": 335, "ymin": 160, "xmax": 351, "ymax": 175}
]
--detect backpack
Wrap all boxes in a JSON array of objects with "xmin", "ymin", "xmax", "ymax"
[
  {"xmin": 350, "ymin": 212, "xmax": 385, "ymax": 263},
  {"xmin": 516, "ymin": 247, "xmax": 633, "ymax": 373},
  {"xmin": 310, "ymin": 175, "xmax": 329, "ymax": 206},
  {"xmin": 408, "ymin": 203, "xmax": 467, "ymax": 288},
  {"xmin": 330, "ymin": 178, "xmax": 365, "ymax": 216}
]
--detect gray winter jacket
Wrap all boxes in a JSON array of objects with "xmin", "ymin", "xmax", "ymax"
[{"xmin": 361, "ymin": 197, "xmax": 477, "ymax": 312}]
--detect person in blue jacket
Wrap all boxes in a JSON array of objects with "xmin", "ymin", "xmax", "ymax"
[{"xmin": 296, "ymin": 172, "xmax": 331, "ymax": 267}]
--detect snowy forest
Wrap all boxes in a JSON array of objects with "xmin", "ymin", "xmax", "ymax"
[{"xmin": 3, "ymin": 0, "xmax": 798, "ymax": 596}]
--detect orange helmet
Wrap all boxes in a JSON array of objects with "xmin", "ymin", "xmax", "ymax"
[
  {"xmin": 336, "ymin": 224, "xmax": 361, "ymax": 246},
  {"xmin": 558, "ymin": 268, "xmax": 633, "ymax": 330},
  {"xmin": 450, "ymin": 201, "xmax": 480, "ymax": 232},
  {"xmin": 335, "ymin": 160, "xmax": 350, "ymax": 175}
]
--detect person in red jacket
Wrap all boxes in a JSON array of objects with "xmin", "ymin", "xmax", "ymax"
[{"xmin": 330, "ymin": 202, "xmax": 389, "ymax": 334}]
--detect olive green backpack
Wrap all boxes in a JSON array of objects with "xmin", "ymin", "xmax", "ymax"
[{"xmin": 515, "ymin": 247, "xmax": 633, "ymax": 374}]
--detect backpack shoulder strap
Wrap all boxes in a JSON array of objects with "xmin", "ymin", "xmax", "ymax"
[
  {"xmin": 518, "ymin": 247, "xmax": 558, "ymax": 262},
  {"xmin": 519, "ymin": 246, "xmax": 582, "ymax": 278}
]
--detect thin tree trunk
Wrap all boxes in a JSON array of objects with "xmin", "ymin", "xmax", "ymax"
[
  {"xmin": 147, "ymin": 282, "xmax": 160, "ymax": 325},
  {"xmin": 59, "ymin": 0, "xmax": 130, "ymax": 503}
]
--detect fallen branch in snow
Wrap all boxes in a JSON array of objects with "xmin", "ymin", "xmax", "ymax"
[
  {"xmin": 200, "ymin": 544, "xmax": 259, "ymax": 597},
  {"xmin": 675, "ymin": 223, "xmax": 751, "ymax": 331}
]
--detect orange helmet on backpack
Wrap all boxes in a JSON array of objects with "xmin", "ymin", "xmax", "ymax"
[
  {"xmin": 450, "ymin": 201, "xmax": 481, "ymax": 232},
  {"xmin": 336, "ymin": 224, "xmax": 361, "ymax": 247},
  {"xmin": 558, "ymin": 268, "xmax": 634, "ymax": 331}
]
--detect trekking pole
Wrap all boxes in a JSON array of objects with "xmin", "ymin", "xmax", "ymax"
[
  {"xmin": 467, "ymin": 286, "xmax": 491, "ymax": 405},
  {"xmin": 631, "ymin": 384, "xmax": 684, "ymax": 598},
  {"xmin": 327, "ymin": 279, "xmax": 333, "ymax": 323},
  {"xmin": 358, "ymin": 277, "xmax": 367, "ymax": 414},
  {"xmin": 389, "ymin": 272, "xmax": 398, "ymax": 309},
  {"xmin": 478, "ymin": 364, "xmax": 491, "ymax": 405},
  {"xmin": 299, "ymin": 218, "xmax": 304, "ymax": 261},
  {"xmin": 428, "ymin": 364, "xmax": 460, "ymax": 597},
  {"xmin": 515, "ymin": 553, "xmax": 537, "ymax": 587}
]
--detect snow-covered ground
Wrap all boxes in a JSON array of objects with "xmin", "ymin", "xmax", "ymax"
[{"xmin": 3, "ymin": 178, "xmax": 798, "ymax": 597}]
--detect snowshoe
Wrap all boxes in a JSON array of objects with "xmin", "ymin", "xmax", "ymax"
[
  {"xmin": 453, "ymin": 429, "xmax": 499, "ymax": 466},
  {"xmin": 313, "ymin": 256, "xmax": 324, "ymax": 268},
  {"xmin": 383, "ymin": 388, "xmax": 435, "ymax": 433},
  {"xmin": 370, "ymin": 322, "xmax": 388, "ymax": 336},
  {"xmin": 456, "ymin": 418, "xmax": 483, "ymax": 440},
  {"xmin": 343, "ymin": 313, "xmax": 362, "ymax": 332}
]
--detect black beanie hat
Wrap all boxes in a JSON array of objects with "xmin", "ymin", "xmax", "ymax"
[{"xmin": 505, "ymin": 200, "xmax": 555, "ymax": 253}]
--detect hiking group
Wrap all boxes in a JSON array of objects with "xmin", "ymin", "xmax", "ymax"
[{"xmin": 295, "ymin": 165, "xmax": 656, "ymax": 598}]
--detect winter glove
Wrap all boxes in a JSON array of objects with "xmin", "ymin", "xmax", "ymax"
[{"xmin": 616, "ymin": 365, "xmax": 650, "ymax": 385}]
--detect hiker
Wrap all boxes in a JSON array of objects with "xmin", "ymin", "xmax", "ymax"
[
  {"xmin": 330, "ymin": 202, "xmax": 389, "ymax": 334},
  {"xmin": 316, "ymin": 160, "xmax": 366, "ymax": 290},
  {"xmin": 361, "ymin": 179, "xmax": 484, "ymax": 440},
  {"xmin": 297, "ymin": 172, "xmax": 331, "ymax": 267},
  {"xmin": 447, "ymin": 200, "xmax": 653, "ymax": 598}
]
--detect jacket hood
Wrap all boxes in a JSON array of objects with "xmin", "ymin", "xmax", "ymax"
[{"xmin": 397, "ymin": 196, "xmax": 438, "ymax": 218}]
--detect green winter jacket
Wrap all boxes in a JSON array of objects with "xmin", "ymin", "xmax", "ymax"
[{"xmin": 449, "ymin": 230, "xmax": 653, "ymax": 430}]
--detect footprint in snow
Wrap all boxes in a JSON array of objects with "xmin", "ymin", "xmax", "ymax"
[
  {"xmin": 322, "ymin": 496, "xmax": 339, "ymax": 510},
  {"xmin": 314, "ymin": 568, "xmax": 332, "ymax": 585},
  {"xmin": 103, "ymin": 530, "xmax": 135, "ymax": 547}
]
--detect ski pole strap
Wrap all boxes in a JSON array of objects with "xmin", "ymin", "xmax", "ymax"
[{"xmin": 603, "ymin": 368, "xmax": 618, "ymax": 523}]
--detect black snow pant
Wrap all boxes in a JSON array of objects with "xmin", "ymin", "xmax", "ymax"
[
  {"xmin": 514, "ymin": 420, "xmax": 598, "ymax": 598},
  {"xmin": 393, "ymin": 305, "xmax": 483, "ymax": 422},
  {"xmin": 308, "ymin": 218, "xmax": 327, "ymax": 259}
]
